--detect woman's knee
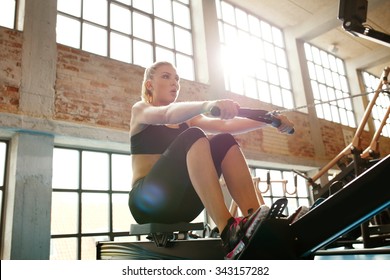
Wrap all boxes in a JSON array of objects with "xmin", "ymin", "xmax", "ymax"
[
  {"xmin": 210, "ymin": 133, "xmax": 239, "ymax": 153},
  {"xmin": 183, "ymin": 127, "xmax": 207, "ymax": 140},
  {"xmin": 164, "ymin": 127, "xmax": 207, "ymax": 156},
  {"xmin": 209, "ymin": 133, "xmax": 239, "ymax": 170}
]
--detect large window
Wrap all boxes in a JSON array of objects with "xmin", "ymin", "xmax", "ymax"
[
  {"xmin": 0, "ymin": 0, "xmax": 17, "ymax": 29},
  {"xmin": 216, "ymin": 0, "xmax": 294, "ymax": 109},
  {"xmin": 56, "ymin": 0, "xmax": 195, "ymax": 80},
  {"xmin": 51, "ymin": 146, "xmax": 206, "ymax": 259},
  {"xmin": 304, "ymin": 43, "xmax": 356, "ymax": 128},
  {"xmin": 361, "ymin": 71, "xmax": 390, "ymax": 138},
  {"xmin": 0, "ymin": 141, "xmax": 8, "ymax": 244},
  {"xmin": 51, "ymin": 147, "xmax": 135, "ymax": 260}
]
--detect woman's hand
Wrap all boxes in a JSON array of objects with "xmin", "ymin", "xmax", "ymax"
[
  {"xmin": 272, "ymin": 113, "xmax": 295, "ymax": 134},
  {"xmin": 206, "ymin": 99, "xmax": 239, "ymax": 119}
]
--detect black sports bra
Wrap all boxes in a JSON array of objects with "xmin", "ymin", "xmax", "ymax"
[{"xmin": 130, "ymin": 123, "xmax": 189, "ymax": 154}]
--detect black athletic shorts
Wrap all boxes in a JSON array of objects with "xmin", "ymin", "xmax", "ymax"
[{"xmin": 128, "ymin": 127, "xmax": 239, "ymax": 224}]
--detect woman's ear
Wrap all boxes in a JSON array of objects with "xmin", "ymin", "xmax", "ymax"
[{"xmin": 146, "ymin": 80, "xmax": 153, "ymax": 91}]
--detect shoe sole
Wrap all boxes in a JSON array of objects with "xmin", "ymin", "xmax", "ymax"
[
  {"xmin": 225, "ymin": 205, "xmax": 270, "ymax": 259},
  {"xmin": 225, "ymin": 198, "xmax": 289, "ymax": 259}
]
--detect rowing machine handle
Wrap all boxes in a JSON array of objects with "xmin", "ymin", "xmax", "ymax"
[{"xmin": 210, "ymin": 106, "xmax": 295, "ymax": 134}]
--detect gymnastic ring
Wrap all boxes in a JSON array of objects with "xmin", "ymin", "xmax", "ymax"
[{"xmin": 283, "ymin": 183, "xmax": 297, "ymax": 195}]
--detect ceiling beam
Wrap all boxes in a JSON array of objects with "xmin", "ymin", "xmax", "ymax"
[{"xmin": 347, "ymin": 46, "xmax": 390, "ymax": 70}]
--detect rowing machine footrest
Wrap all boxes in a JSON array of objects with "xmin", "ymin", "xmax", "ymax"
[{"xmin": 129, "ymin": 222, "xmax": 205, "ymax": 247}]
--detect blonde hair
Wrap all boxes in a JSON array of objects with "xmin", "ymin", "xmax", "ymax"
[{"xmin": 141, "ymin": 61, "xmax": 176, "ymax": 103}]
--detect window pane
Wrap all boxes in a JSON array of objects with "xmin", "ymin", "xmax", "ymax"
[
  {"xmin": 267, "ymin": 63, "xmax": 278, "ymax": 85},
  {"xmin": 110, "ymin": 3, "xmax": 131, "ymax": 34},
  {"xmin": 176, "ymin": 53, "xmax": 194, "ymax": 81},
  {"xmin": 83, "ymin": 0, "xmax": 107, "ymax": 26},
  {"xmin": 256, "ymin": 60, "xmax": 268, "ymax": 81},
  {"xmin": 132, "ymin": 0, "xmax": 153, "ymax": 13},
  {"xmin": 270, "ymin": 85, "xmax": 282, "ymax": 107},
  {"xmin": 323, "ymin": 104, "xmax": 331, "ymax": 121},
  {"xmin": 235, "ymin": 8, "xmax": 248, "ymax": 31},
  {"xmin": 82, "ymin": 236, "xmax": 109, "ymax": 259},
  {"xmin": 58, "ymin": 0, "xmax": 81, "ymax": 17},
  {"xmin": 279, "ymin": 67, "xmax": 291, "ymax": 89},
  {"xmin": 244, "ymin": 77, "xmax": 257, "ymax": 99},
  {"xmin": 347, "ymin": 110, "xmax": 356, "ymax": 127},
  {"xmin": 324, "ymin": 68, "xmax": 333, "ymax": 87},
  {"xmin": 320, "ymin": 50, "xmax": 329, "ymax": 69},
  {"xmin": 260, "ymin": 21, "xmax": 272, "ymax": 42},
  {"xmin": 264, "ymin": 42, "xmax": 275, "ymax": 63},
  {"xmin": 315, "ymin": 104, "xmax": 324, "ymax": 119},
  {"xmin": 154, "ymin": 0, "xmax": 172, "ymax": 21},
  {"xmin": 112, "ymin": 154, "xmax": 132, "ymax": 191},
  {"xmin": 221, "ymin": 1, "xmax": 235, "ymax": 25},
  {"xmin": 52, "ymin": 148, "xmax": 80, "ymax": 189},
  {"xmin": 81, "ymin": 151, "xmax": 109, "ymax": 190},
  {"xmin": 112, "ymin": 194, "xmax": 133, "ymax": 232},
  {"xmin": 223, "ymin": 23, "xmax": 237, "ymax": 45},
  {"xmin": 110, "ymin": 32, "xmax": 132, "ymax": 63},
  {"xmin": 248, "ymin": 15, "xmax": 260, "ymax": 36},
  {"xmin": 156, "ymin": 47, "xmax": 175, "ymax": 63},
  {"xmin": 155, "ymin": 19, "xmax": 174, "ymax": 48},
  {"xmin": 258, "ymin": 81, "xmax": 271, "ymax": 103},
  {"xmin": 304, "ymin": 43, "xmax": 312, "ymax": 61},
  {"xmin": 56, "ymin": 15, "xmax": 81, "ymax": 48},
  {"xmin": 275, "ymin": 47, "xmax": 287, "ymax": 68},
  {"xmin": 331, "ymin": 105, "xmax": 340, "ymax": 123},
  {"xmin": 173, "ymin": 2, "xmax": 191, "ymax": 29},
  {"xmin": 133, "ymin": 40, "xmax": 153, "ymax": 68},
  {"xmin": 296, "ymin": 176, "xmax": 309, "ymax": 197},
  {"xmin": 282, "ymin": 89, "xmax": 294, "ymax": 109},
  {"xmin": 307, "ymin": 62, "xmax": 316, "ymax": 80},
  {"xmin": 0, "ymin": 142, "xmax": 6, "ymax": 186},
  {"xmin": 51, "ymin": 192, "xmax": 79, "ymax": 234},
  {"xmin": 339, "ymin": 108, "xmax": 348, "ymax": 125},
  {"xmin": 174, "ymin": 27, "xmax": 193, "ymax": 54},
  {"xmin": 133, "ymin": 12, "xmax": 152, "ymax": 41},
  {"xmin": 50, "ymin": 238, "xmax": 78, "ymax": 260},
  {"xmin": 82, "ymin": 193, "xmax": 109, "ymax": 233},
  {"xmin": 311, "ymin": 80, "xmax": 320, "ymax": 100},
  {"xmin": 82, "ymin": 23, "xmax": 107, "ymax": 56},
  {"xmin": 0, "ymin": 0, "xmax": 16, "ymax": 29},
  {"xmin": 272, "ymin": 27, "xmax": 284, "ymax": 48}
]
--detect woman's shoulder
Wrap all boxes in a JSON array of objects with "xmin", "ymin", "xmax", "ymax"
[{"xmin": 132, "ymin": 100, "xmax": 148, "ymax": 109}]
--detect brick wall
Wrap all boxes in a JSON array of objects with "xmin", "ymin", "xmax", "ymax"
[
  {"xmin": 1, "ymin": 26, "xmax": 389, "ymax": 167},
  {"xmin": 0, "ymin": 28, "xmax": 22, "ymax": 113}
]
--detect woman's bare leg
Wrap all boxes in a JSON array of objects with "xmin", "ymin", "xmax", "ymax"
[
  {"xmin": 186, "ymin": 137, "xmax": 232, "ymax": 231},
  {"xmin": 221, "ymin": 145, "xmax": 261, "ymax": 215}
]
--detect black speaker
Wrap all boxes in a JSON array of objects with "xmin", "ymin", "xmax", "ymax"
[{"xmin": 338, "ymin": 0, "xmax": 368, "ymax": 24}]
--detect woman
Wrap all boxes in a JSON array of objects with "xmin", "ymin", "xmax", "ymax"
[{"xmin": 128, "ymin": 61, "xmax": 294, "ymax": 258}]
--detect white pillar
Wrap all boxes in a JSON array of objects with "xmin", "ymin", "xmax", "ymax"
[{"xmin": 3, "ymin": 132, "xmax": 54, "ymax": 259}]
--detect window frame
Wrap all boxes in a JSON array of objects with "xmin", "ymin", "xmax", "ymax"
[
  {"xmin": 304, "ymin": 42, "xmax": 357, "ymax": 128},
  {"xmin": 56, "ymin": 0, "xmax": 196, "ymax": 80},
  {"xmin": 0, "ymin": 140, "xmax": 9, "ymax": 248},
  {"xmin": 215, "ymin": 0, "xmax": 294, "ymax": 109},
  {"xmin": 50, "ymin": 146, "xmax": 135, "ymax": 260},
  {"xmin": 361, "ymin": 70, "xmax": 390, "ymax": 138}
]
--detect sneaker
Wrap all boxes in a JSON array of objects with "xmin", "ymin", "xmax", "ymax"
[{"xmin": 221, "ymin": 205, "xmax": 269, "ymax": 259}]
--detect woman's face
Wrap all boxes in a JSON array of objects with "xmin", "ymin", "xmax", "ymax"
[{"xmin": 148, "ymin": 64, "xmax": 180, "ymax": 106}]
